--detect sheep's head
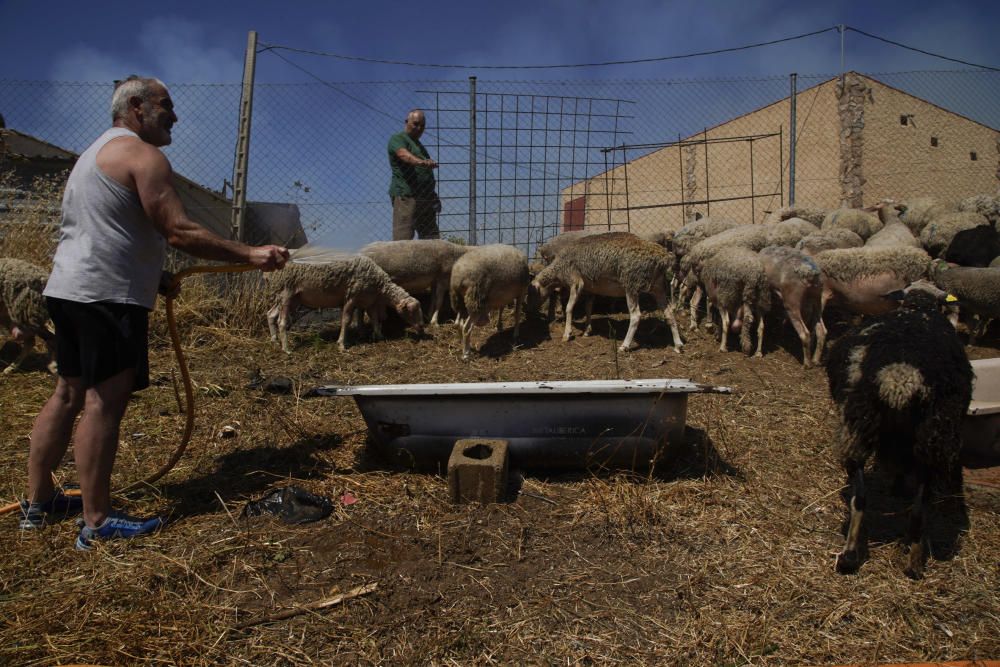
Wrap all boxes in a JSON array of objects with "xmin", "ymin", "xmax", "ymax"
[
  {"xmin": 883, "ymin": 279, "xmax": 953, "ymax": 312},
  {"xmin": 396, "ymin": 296, "xmax": 425, "ymax": 333},
  {"xmin": 530, "ymin": 264, "xmax": 560, "ymax": 299}
]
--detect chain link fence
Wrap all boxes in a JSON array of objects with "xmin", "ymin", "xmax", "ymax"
[{"xmin": 2, "ymin": 69, "xmax": 998, "ymax": 265}]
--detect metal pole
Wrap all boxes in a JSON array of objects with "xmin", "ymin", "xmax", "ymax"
[
  {"xmin": 678, "ymin": 134, "xmax": 684, "ymax": 223},
  {"xmin": 789, "ymin": 72, "xmax": 797, "ymax": 206},
  {"xmin": 230, "ymin": 30, "xmax": 257, "ymax": 242},
  {"xmin": 468, "ymin": 76, "xmax": 477, "ymax": 245},
  {"xmin": 839, "ymin": 24, "xmax": 846, "ymax": 82},
  {"xmin": 779, "ymin": 126, "xmax": 784, "ymax": 207},
  {"xmin": 749, "ymin": 138, "xmax": 756, "ymax": 223},
  {"xmin": 703, "ymin": 128, "xmax": 710, "ymax": 217}
]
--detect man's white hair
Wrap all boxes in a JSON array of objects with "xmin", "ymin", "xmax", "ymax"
[{"xmin": 110, "ymin": 76, "xmax": 167, "ymax": 121}]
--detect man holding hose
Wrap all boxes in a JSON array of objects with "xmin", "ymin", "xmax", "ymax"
[{"xmin": 19, "ymin": 75, "xmax": 289, "ymax": 550}]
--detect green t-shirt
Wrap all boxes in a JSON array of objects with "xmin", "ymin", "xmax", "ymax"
[{"xmin": 387, "ymin": 131, "xmax": 436, "ymax": 198}]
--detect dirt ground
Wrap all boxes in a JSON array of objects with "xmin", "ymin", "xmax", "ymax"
[{"xmin": 1, "ymin": 298, "xmax": 999, "ymax": 666}]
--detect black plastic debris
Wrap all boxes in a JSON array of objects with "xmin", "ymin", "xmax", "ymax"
[
  {"xmin": 264, "ymin": 376, "xmax": 294, "ymax": 394},
  {"xmin": 241, "ymin": 486, "xmax": 333, "ymax": 524}
]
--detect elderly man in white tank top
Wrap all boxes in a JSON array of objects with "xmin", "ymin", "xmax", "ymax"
[{"xmin": 19, "ymin": 75, "xmax": 290, "ymax": 550}]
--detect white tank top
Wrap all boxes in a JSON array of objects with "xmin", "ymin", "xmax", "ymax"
[{"xmin": 44, "ymin": 127, "xmax": 165, "ymax": 309}]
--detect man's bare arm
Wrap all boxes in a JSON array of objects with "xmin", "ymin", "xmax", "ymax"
[
  {"xmin": 132, "ymin": 144, "xmax": 287, "ymax": 270},
  {"xmin": 394, "ymin": 147, "xmax": 437, "ymax": 169}
]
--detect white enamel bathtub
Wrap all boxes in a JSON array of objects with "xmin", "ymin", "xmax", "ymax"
[{"xmin": 318, "ymin": 379, "xmax": 732, "ymax": 470}]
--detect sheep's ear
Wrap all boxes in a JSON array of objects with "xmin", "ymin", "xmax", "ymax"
[{"xmin": 883, "ymin": 289, "xmax": 906, "ymax": 302}]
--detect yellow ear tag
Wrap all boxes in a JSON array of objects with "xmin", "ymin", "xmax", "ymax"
[{"xmin": 945, "ymin": 294, "xmax": 958, "ymax": 303}]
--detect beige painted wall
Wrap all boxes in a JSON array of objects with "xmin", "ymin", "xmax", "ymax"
[{"xmin": 562, "ymin": 74, "xmax": 998, "ymax": 238}]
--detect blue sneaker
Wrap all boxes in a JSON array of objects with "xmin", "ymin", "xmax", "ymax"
[
  {"xmin": 75, "ymin": 510, "xmax": 165, "ymax": 551},
  {"xmin": 18, "ymin": 491, "xmax": 84, "ymax": 530}
]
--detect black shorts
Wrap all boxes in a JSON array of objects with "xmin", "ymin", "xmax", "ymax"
[{"xmin": 46, "ymin": 297, "xmax": 150, "ymax": 391}]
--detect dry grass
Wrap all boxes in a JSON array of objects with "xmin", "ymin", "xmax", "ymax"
[
  {"xmin": 0, "ymin": 298, "xmax": 1000, "ymax": 665},
  {"xmin": 0, "ymin": 169, "xmax": 65, "ymax": 267},
  {"xmin": 0, "ymin": 249, "xmax": 998, "ymax": 665}
]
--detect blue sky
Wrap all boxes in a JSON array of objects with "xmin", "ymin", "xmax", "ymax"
[
  {"xmin": 2, "ymin": 1, "xmax": 998, "ymax": 250},
  {"xmin": 2, "ymin": 0, "xmax": 998, "ymax": 84}
]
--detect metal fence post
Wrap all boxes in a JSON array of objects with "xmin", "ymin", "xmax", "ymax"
[
  {"xmin": 789, "ymin": 72, "xmax": 797, "ymax": 206},
  {"xmin": 231, "ymin": 30, "xmax": 257, "ymax": 242},
  {"xmin": 468, "ymin": 76, "xmax": 477, "ymax": 245}
]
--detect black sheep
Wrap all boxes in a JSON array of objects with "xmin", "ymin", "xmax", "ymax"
[{"xmin": 825, "ymin": 280, "xmax": 972, "ymax": 578}]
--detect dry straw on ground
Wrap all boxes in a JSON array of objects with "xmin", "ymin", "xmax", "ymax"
[{"xmin": 1, "ymin": 257, "xmax": 998, "ymax": 665}]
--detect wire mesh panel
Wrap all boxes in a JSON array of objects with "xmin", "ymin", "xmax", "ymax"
[{"xmin": 1, "ymin": 69, "xmax": 998, "ymax": 264}]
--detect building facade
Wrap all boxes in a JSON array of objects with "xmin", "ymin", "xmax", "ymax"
[{"xmin": 561, "ymin": 72, "xmax": 999, "ymax": 237}]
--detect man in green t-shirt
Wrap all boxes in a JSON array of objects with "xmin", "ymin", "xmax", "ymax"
[{"xmin": 387, "ymin": 109, "xmax": 441, "ymax": 240}]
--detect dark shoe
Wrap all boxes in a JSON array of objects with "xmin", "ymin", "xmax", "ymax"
[
  {"xmin": 75, "ymin": 510, "xmax": 165, "ymax": 551},
  {"xmin": 18, "ymin": 491, "xmax": 84, "ymax": 530}
]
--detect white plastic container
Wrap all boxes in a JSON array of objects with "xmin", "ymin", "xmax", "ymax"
[
  {"xmin": 963, "ymin": 358, "xmax": 1000, "ymax": 468},
  {"xmin": 318, "ymin": 379, "xmax": 731, "ymax": 470}
]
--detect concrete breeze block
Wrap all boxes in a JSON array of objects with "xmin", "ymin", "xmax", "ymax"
[{"xmin": 448, "ymin": 439, "xmax": 509, "ymax": 504}]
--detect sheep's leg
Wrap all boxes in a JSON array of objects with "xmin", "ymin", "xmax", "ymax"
[
  {"xmin": 836, "ymin": 462, "xmax": 868, "ymax": 575},
  {"xmin": 753, "ymin": 307, "xmax": 765, "ymax": 358},
  {"xmin": 338, "ymin": 300, "xmax": 356, "ymax": 351},
  {"xmin": 812, "ymin": 316, "xmax": 827, "ymax": 367},
  {"xmin": 619, "ymin": 292, "xmax": 641, "ymax": 351},
  {"xmin": 266, "ymin": 302, "xmax": 280, "ymax": 343},
  {"xmin": 665, "ymin": 304, "xmax": 684, "ymax": 353},
  {"xmin": 903, "ymin": 467, "xmax": 931, "ymax": 580},
  {"xmin": 562, "ymin": 284, "xmax": 582, "ymax": 342},
  {"xmin": 512, "ymin": 295, "xmax": 522, "ymax": 341},
  {"xmin": 718, "ymin": 308, "xmax": 730, "ymax": 352},
  {"xmin": 495, "ymin": 304, "xmax": 505, "ymax": 332},
  {"xmin": 968, "ymin": 314, "xmax": 990, "ymax": 346},
  {"xmin": 461, "ymin": 312, "xmax": 476, "ymax": 360},
  {"xmin": 654, "ymin": 286, "xmax": 683, "ymax": 353},
  {"xmin": 582, "ymin": 295, "xmax": 595, "ymax": 336},
  {"xmin": 688, "ymin": 284, "xmax": 703, "ymax": 331},
  {"xmin": 785, "ymin": 306, "xmax": 812, "ymax": 368},
  {"xmin": 739, "ymin": 303, "xmax": 755, "ymax": 355},
  {"xmin": 278, "ymin": 295, "xmax": 295, "ymax": 354},
  {"xmin": 38, "ymin": 328, "xmax": 57, "ymax": 374},
  {"xmin": 2, "ymin": 334, "xmax": 34, "ymax": 374},
  {"xmin": 367, "ymin": 306, "xmax": 384, "ymax": 342},
  {"xmin": 429, "ymin": 279, "xmax": 446, "ymax": 326}
]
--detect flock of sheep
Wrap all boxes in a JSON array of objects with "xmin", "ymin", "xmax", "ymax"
[{"xmin": 2, "ymin": 191, "xmax": 999, "ymax": 577}]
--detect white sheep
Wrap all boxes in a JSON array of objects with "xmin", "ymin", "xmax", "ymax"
[
  {"xmin": 919, "ymin": 211, "xmax": 991, "ymax": 258},
  {"xmin": 681, "ymin": 224, "xmax": 772, "ymax": 329},
  {"xmin": 863, "ymin": 200, "xmax": 920, "ymax": 249},
  {"xmin": 531, "ymin": 232, "xmax": 682, "ymax": 353},
  {"xmin": 0, "ymin": 257, "xmax": 56, "ymax": 374},
  {"xmin": 958, "ymin": 193, "xmax": 1000, "ymax": 226},
  {"xmin": 534, "ymin": 230, "xmax": 603, "ymax": 322},
  {"xmin": 265, "ymin": 255, "xmax": 424, "ymax": 352},
  {"xmin": 814, "ymin": 245, "xmax": 931, "ymax": 319},
  {"xmin": 449, "ymin": 244, "xmax": 530, "ymax": 360},
  {"xmin": 898, "ymin": 196, "xmax": 958, "ymax": 235},
  {"xmin": 820, "ymin": 207, "xmax": 883, "ymax": 241},
  {"xmin": 699, "ymin": 246, "xmax": 771, "ymax": 357},
  {"xmin": 667, "ymin": 217, "xmax": 741, "ymax": 307},
  {"xmin": 758, "ymin": 245, "xmax": 825, "ymax": 367},
  {"xmin": 763, "ymin": 217, "xmax": 820, "ymax": 248},
  {"xmin": 763, "ymin": 205, "xmax": 827, "ymax": 226},
  {"xmin": 360, "ymin": 239, "xmax": 469, "ymax": 326},
  {"xmin": 795, "ymin": 228, "xmax": 865, "ymax": 257},
  {"xmin": 929, "ymin": 259, "xmax": 1000, "ymax": 344},
  {"xmin": 536, "ymin": 230, "xmax": 602, "ymax": 264},
  {"xmin": 825, "ymin": 279, "xmax": 972, "ymax": 579}
]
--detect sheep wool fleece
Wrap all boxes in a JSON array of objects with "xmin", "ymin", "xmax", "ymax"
[{"xmin": 45, "ymin": 127, "xmax": 165, "ymax": 310}]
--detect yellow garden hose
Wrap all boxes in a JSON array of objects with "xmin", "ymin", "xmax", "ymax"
[{"xmin": 1, "ymin": 262, "xmax": 257, "ymax": 516}]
